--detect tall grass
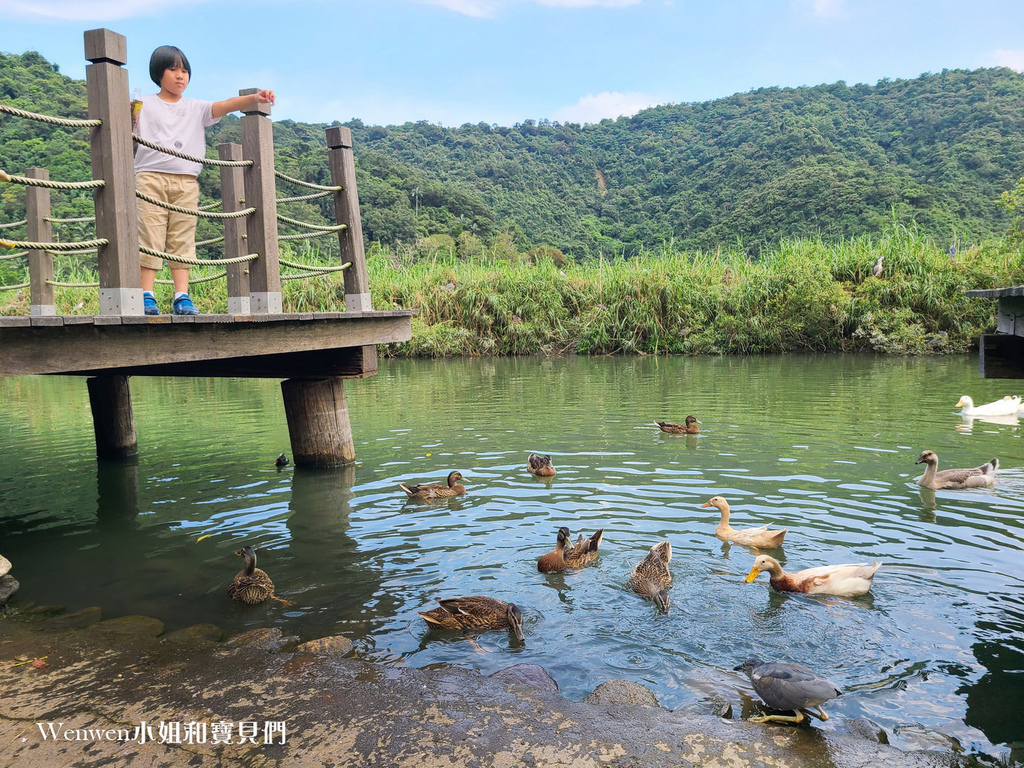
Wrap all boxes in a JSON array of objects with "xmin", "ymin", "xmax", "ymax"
[{"xmin": 3, "ymin": 227, "xmax": 1021, "ymax": 357}]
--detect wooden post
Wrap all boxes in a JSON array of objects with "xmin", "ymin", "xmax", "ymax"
[
  {"xmin": 218, "ymin": 142, "xmax": 250, "ymax": 314},
  {"xmin": 84, "ymin": 28, "xmax": 141, "ymax": 316},
  {"xmin": 326, "ymin": 127, "xmax": 372, "ymax": 312},
  {"xmin": 87, "ymin": 375, "xmax": 138, "ymax": 459},
  {"xmin": 240, "ymin": 89, "xmax": 280, "ymax": 314},
  {"xmin": 25, "ymin": 168, "xmax": 54, "ymax": 316},
  {"xmin": 281, "ymin": 378, "xmax": 355, "ymax": 467}
]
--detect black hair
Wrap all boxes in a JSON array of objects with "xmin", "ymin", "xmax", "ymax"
[{"xmin": 149, "ymin": 45, "xmax": 191, "ymax": 86}]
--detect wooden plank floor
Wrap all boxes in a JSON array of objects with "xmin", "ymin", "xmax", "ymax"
[{"xmin": 0, "ymin": 310, "xmax": 414, "ymax": 378}]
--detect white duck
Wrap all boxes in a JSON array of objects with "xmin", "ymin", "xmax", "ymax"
[
  {"xmin": 700, "ymin": 496, "xmax": 786, "ymax": 549},
  {"xmin": 915, "ymin": 450, "xmax": 998, "ymax": 490},
  {"xmin": 745, "ymin": 555, "xmax": 880, "ymax": 597},
  {"xmin": 956, "ymin": 395, "xmax": 1021, "ymax": 417}
]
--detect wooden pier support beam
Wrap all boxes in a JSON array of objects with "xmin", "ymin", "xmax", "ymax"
[
  {"xmin": 281, "ymin": 377, "xmax": 355, "ymax": 467},
  {"xmin": 87, "ymin": 375, "xmax": 138, "ymax": 460}
]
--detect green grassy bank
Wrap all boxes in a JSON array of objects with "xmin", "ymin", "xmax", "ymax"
[{"xmin": 2, "ymin": 224, "xmax": 1021, "ymax": 357}]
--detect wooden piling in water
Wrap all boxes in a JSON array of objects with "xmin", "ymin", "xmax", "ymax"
[
  {"xmin": 25, "ymin": 168, "xmax": 54, "ymax": 316},
  {"xmin": 87, "ymin": 375, "xmax": 138, "ymax": 460},
  {"xmin": 218, "ymin": 142, "xmax": 250, "ymax": 314},
  {"xmin": 281, "ymin": 378, "xmax": 355, "ymax": 467}
]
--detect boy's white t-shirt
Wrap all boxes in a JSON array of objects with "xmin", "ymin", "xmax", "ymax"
[{"xmin": 134, "ymin": 94, "xmax": 220, "ymax": 177}]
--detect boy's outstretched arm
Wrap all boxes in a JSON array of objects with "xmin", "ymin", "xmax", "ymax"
[{"xmin": 211, "ymin": 89, "xmax": 275, "ymax": 119}]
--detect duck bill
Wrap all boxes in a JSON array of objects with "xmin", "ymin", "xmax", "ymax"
[
  {"xmin": 744, "ymin": 566, "xmax": 761, "ymax": 583},
  {"xmin": 699, "ymin": 501, "xmax": 713, "ymax": 508},
  {"xmin": 511, "ymin": 623, "xmax": 525, "ymax": 643}
]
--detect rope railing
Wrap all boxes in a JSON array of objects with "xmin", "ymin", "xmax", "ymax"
[
  {"xmin": 281, "ymin": 268, "xmax": 347, "ymax": 281},
  {"xmin": 277, "ymin": 190, "xmax": 333, "ymax": 204},
  {"xmin": 46, "ymin": 248, "xmax": 98, "ymax": 256},
  {"xmin": 196, "ymin": 235, "xmax": 226, "ymax": 247},
  {"xmin": 274, "ymin": 170, "xmax": 341, "ymax": 192},
  {"xmin": 45, "ymin": 279, "xmax": 99, "ymax": 288},
  {"xmin": 0, "ymin": 170, "xmax": 105, "ymax": 190},
  {"xmin": 280, "ymin": 258, "xmax": 351, "ymax": 272},
  {"xmin": 45, "ymin": 214, "xmax": 96, "ymax": 224},
  {"xmin": 0, "ymin": 103, "xmax": 101, "ymax": 128},
  {"xmin": 156, "ymin": 270, "xmax": 226, "ymax": 286},
  {"xmin": 139, "ymin": 245, "xmax": 258, "ymax": 267},
  {"xmin": 132, "ymin": 134, "xmax": 252, "ymax": 168},
  {"xmin": 136, "ymin": 190, "xmax": 255, "ymax": 219},
  {"xmin": 279, "ymin": 228, "xmax": 345, "ymax": 242},
  {"xmin": 198, "ymin": 201, "xmax": 223, "ymax": 211},
  {"xmin": 0, "ymin": 219, "xmax": 27, "ymax": 230},
  {"xmin": 0, "ymin": 281, "xmax": 30, "ymax": 292},
  {"xmin": 276, "ymin": 214, "xmax": 347, "ymax": 232},
  {"xmin": 0, "ymin": 251, "xmax": 28, "ymax": 260},
  {"xmin": 1, "ymin": 237, "xmax": 109, "ymax": 251}
]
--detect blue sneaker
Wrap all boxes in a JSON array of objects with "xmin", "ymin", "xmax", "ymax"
[
  {"xmin": 143, "ymin": 293, "xmax": 159, "ymax": 315},
  {"xmin": 173, "ymin": 294, "xmax": 199, "ymax": 316}
]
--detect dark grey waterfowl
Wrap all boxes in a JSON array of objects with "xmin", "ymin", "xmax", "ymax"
[{"xmin": 734, "ymin": 657, "xmax": 841, "ymax": 724}]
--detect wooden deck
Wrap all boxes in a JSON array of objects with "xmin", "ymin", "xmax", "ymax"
[
  {"xmin": 966, "ymin": 285, "xmax": 1024, "ymax": 378},
  {"xmin": 0, "ymin": 310, "xmax": 414, "ymax": 378}
]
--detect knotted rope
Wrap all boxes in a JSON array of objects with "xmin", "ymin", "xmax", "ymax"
[
  {"xmin": 139, "ymin": 246, "xmax": 258, "ymax": 266},
  {"xmin": 274, "ymin": 170, "xmax": 341, "ymax": 192},
  {"xmin": 132, "ymin": 134, "xmax": 252, "ymax": 167},
  {"xmin": 0, "ymin": 103, "xmax": 101, "ymax": 128},
  {"xmin": 1, "ymin": 237, "xmax": 108, "ymax": 251},
  {"xmin": 0, "ymin": 170, "xmax": 104, "ymax": 190},
  {"xmin": 136, "ymin": 191, "xmax": 255, "ymax": 219}
]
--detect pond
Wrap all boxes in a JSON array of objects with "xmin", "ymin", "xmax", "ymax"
[{"xmin": 1, "ymin": 354, "xmax": 1023, "ymax": 763}]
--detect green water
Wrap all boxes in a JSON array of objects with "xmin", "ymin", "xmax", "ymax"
[{"xmin": 1, "ymin": 355, "xmax": 1023, "ymax": 762}]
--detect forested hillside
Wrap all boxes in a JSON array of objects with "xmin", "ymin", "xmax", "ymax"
[{"xmin": 2, "ymin": 50, "xmax": 1023, "ymax": 259}]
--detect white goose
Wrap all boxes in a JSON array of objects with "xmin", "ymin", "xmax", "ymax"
[{"xmin": 956, "ymin": 395, "xmax": 1021, "ymax": 417}]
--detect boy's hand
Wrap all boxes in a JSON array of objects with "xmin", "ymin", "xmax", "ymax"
[{"xmin": 256, "ymin": 89, "xmax": 275, "ymax": 106}]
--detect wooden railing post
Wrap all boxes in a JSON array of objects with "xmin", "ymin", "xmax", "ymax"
[
  {"xmin": 218, "ymin": 142, "xmax": 250, "ymax": 315},
  {"xmin": 326, "ymin": 127, "xmax": 372, "ymax": 312},
  {"xmin": 240, "ymin": 89, "xmax": 280, "ymax": 314},
  {"xmin": 25, "ymin": 168, "xmax": 54, "ymax": 316},
  {"xmin": 84, "ymin": 28, "xmax": 141, "ymax": 316}
]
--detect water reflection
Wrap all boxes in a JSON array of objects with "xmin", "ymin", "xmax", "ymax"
[{"xmin": 1, "ymin": 356, "xmax": 1023, "ymax": 763}]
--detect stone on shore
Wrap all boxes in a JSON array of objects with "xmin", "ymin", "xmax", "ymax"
[
  {"xmin": 0, "ymin": 574, "xmax": 20, "ymax": 605},
  {"xmin": 293, "ymin": 634, "xmax": 355, "ymax": 656},
  {"xmin": 88, "ymin": 615, "xmax": 165, "ymax": 637},
  {"xmin": 0, "ymin": 554, "xmax": 11, "ymax": 578},
  {"xmin": 584, "ymin": 678, "xmax": 661, "ymax": 707},
  {"xmin": 36, "ymin": 605, "xmax": 102, "ymax": 630}
]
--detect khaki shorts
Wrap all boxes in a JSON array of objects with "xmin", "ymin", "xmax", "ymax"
[{"xmin": 137, "ymin": 171, "xmax": 200, "ymax": 271}]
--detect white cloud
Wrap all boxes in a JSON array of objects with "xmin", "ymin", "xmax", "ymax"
[
  {"xmin": 992, "ymin": 49, "xmax": 1024, "ymax": 72},
  {"xmin": 553, "ymin": 91, "xmax": 659, "ymax": 124},
  {"xmin": 419, "ymin": 0, "xmax": 639, "ymax": 16},
  {"xmin": 0, "ymin": 0, "xmax": 197, "ymax": 20},
  {"xmin": 423, "ymin": 0, "xmax": 499, "ymax": 17},
  {"xmin": 536, "ymin": 0, "xmax": 641, "ymax": 7},
  {"xmin": 810, "ymin": 0, "xmax": 845, "ymax": 18}
]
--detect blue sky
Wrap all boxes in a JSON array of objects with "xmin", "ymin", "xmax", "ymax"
[{"xmin": 3, "ymin": 0, "xmax": 1023, "ymax": 127}]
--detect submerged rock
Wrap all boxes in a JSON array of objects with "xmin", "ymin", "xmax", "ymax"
[
  {"xmin": 88, "ymin": 615, "xmax": 165, "ymax": 637},
  {"xmin": 584, "ymin": 679, "xmax": 661, "ymax": 708},
  {"xmin": 37, "ymin": 605, "xmax": 102, "ymax": 630},
  {"xmin": 162, "ymin": 623, "xmax": 224, "ymax": 646},
  {"xmin": 223, "ymin": 627, "xmax": 291, "ymax": 654},
  {"xmin": 489, "ymin": 664, "xmax": 559, "ymax": 693},
  {"xmin": 293, "ymin": 635, "xmax": 355, "ymax": 656}
]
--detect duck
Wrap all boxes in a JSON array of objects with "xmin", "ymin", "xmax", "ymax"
[
  {"xmin": 398, "ymin": 471, "xmax": 466, "ymax": 499},
  {"xmin": 700, "ymin": 496, "xmax": 787, "ymax": 549},
  {"xmin": 745, "ymin": 555, "xmax": 880, "ymax": 597},
  {"xmin": 418, "ymin": 596, "xmax": 525, "ymax": 642},
  {"xmin": 537, "ymin": 527, "xmax": 604, "ymax": 572},
  {"xmin": 734, "ymin": 657, "xmax": 842, "ymax": 724},
  {"xmin": 956, "ymin": 395, "xmax": 1021, "ymax": 417},
  {"xmin": 655, "ymin": 416, "xmax": 700, "ymax": 435},
  {"xmin": 630, "ymin": 540, "xmax": 672, "ymax": 611},
  {"xmin": 275, "ymin": 453, "xmax": 289, "ymax": 467},
  {"xmin": 915, "ymin": 450, "xmax": 997, "ymax": 490},
  {"xmin": 228, "ymin": 545, "xmax": 276, "ymax": 605},
  {"xmin": 527, "ymin": 453, "xmax": 556, "ymax": 477}
]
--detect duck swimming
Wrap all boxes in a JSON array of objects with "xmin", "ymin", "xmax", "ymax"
[
  {"xmin": 398, "ymin": 471, "xmax": 466, "ymax": 499},
  {"xmin": 915, "ymin": 450, "xmax": 997, "ymax": 490},
  {"xmin": 418, "ymin": 596, "xmax": 525, "ymax": 642},
  {"xmin": 700, "ymin": 496, "xmax": 787, "ymax": 549},
  {"xmin": 228, "ymin": 545, "xmax": 277, "ymax": 605},
  {"xmin": 527, "ymin": 453, "xmax": 556, "ymax": 477},
  {"xmin": 630, "ymin": 540, "xmax": 672, "ymax": 611},
  {"xmin": 955, "ymin": 395, "xmax": 1021, "ymax": 417},
  {"xmin": 537, "ymin": 527, "xmax": 603, "ymax": 572},
  {"xmin": 745, "ymin": 555, "xmax": 880, "ymax": 597},
  {"xmin": 655, "ymin": 416, "xmax": 700, "ymax": 435}
]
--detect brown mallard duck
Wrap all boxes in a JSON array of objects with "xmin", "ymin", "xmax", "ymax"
[
  {"xmin": 655, "ymin": 416, "xmax": 700, "ymax": 435},
  {"xmin": 418, "ymin": 596, "xmax": 525, "ymax": 641},
  {"xmin": 630, "ymin": 540, "xmax": 672, "ymax": 611},
  {"xmin": 537, "ymin": 527, "xmax": 604, "ymax": 572},
  {"xmin": 700, "ymin": 496, "xmax": 787, "ymax": 549},
  {"xmin": 915, "ymin": 450, "xmax": 998, "ymax": 490},
  {"xmin": 745, "ymin": 555, "xmax": 880, "ymax": 597},
  {"xmin": 228, "ymin": 545, "xmax": 276, "ymax": 605},
  {"xmin": 527, "ymin": 453, "xmax": 557, "ymax": 477},
  {"xmin": 398, "ymin": 470, "xmax": 466, "ymax": 499}
]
